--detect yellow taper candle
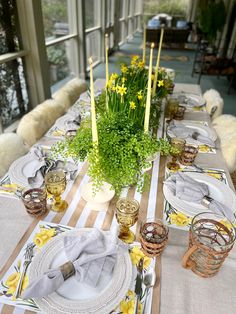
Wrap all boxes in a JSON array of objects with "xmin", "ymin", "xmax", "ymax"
[
  {"xmin": 105, "ymin": 33, "xmax": 109, "ymax": 111},
  {"xmin": 89, "ymin": 57, "xmax": 98, "ymax": 145},
  {"xmin": 142, "ymin": 24, "xmax": 146, "ymax": 64},
  {"xmin": 144, "ymin": 43, "xmax": 155, "ymax": 133},
  {"xmin": 152, "ymin": 27, "xmax": 164, "ymax": 97}
]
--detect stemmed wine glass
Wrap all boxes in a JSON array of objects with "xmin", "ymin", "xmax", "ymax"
[
  {"xmin": 167, "ymin": 137, "xmax": 186, "ymax": 171},
  {"xmin": 45, "ymin": 170, "xmax": 68, "ymax": 212},
  {"xmin": 115, "ymin": 198, "xmax": 139, "ymax": 244}
]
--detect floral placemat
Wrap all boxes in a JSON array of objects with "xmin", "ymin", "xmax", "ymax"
[
  {"xmin": 163, "ymin": 166, "xmax": 229, "ymax": 230},
  {"xmin": 0, "ymin": 221, "xmax": 155, "ymax": 314}
]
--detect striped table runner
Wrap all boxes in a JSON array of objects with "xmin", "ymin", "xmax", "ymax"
[{"xmin": 0, "ymin": 108, "xmax": 166, "ymax": 314}]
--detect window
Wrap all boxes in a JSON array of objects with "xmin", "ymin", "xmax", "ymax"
[{"xmin": 0, "ymin": 0, "xmax": 29, "ymax": 129}]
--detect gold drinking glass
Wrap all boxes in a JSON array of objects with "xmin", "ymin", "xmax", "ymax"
[
  {"xmin": 166, "ymin": 97, "xmax": 179, "ymax": 121},
  {"xmin": 167, "ymin": 138, "xmax": 186, "ymax": 171},
  {"xmin": 45, "ymin": 170, "xmax": 68, "ymax": 212},
  {"xmin": 116, "ymin": 198, "xmax": 140, "ymax": 244}
]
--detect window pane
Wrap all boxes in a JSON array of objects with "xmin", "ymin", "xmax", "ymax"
[
  {"xmin": 86, "ymin": 30, "xmax": 101, "ymax": 66},
  {"xmin": 85, "ymin": 0, "xmax": 100, "ymax": 29},
  {"xmin": 42, "ymin": 0, "xmax": 70, "ymax": 42},
  {"xmin": 119, "ymin": 0, "xmax": 125, "ymax": 18},
  {"xmin": 47, "ymin": 41, "xmax": 74, "ymax": 88},
  {"xmin": 119, "ymin": 21, "xmax": 126, "ymax": 43},
  {"xmin": 0, "ymin": 0, "xmax": 19, "ymax": 54},
  {"xmin": 106, "ymin": 0, "xmax": 115, "ymax": 27},
  {"xmin": 0, "ymin": 58, "xmax": 29, "ymax": 128}
]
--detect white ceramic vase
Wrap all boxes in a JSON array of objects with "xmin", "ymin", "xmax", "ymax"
[{"xmin": 81, "ymin": 181, "xmax": 115, "ymax": 211}]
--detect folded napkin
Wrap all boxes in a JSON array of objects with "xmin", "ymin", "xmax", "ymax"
[
  {"xmin": 28, "ymin": 146, "xmax": 77, "ymax": 187},
  {"xmin": 168, "ymin": 121, "xmax": 215, "ymax": 147},
  {"xmin": 22, "ymin": 229, "xmax": 123, "ymax": 299},
  {"xmin": 164, "ymin": 172, "xmax": 234, "ymax": 221}
]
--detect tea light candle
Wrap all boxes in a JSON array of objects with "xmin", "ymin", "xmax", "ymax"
[
  {"xmin": 142, "ymin": 24, "xmax": 146, "ymax": 64},
  {"xmin": 152, "ymin": 27, "xmax": 164, "ymax": 97},
  {"xmin": 144, "ymin": 42, "xmax": 155, "ymax": 133},
  {"xmin": 89, "ymin": 57, "xmax": 98, "ymax": 145}
]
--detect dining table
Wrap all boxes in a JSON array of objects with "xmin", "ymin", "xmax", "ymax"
[{"xmin": 0, "ymin": 82, "xmax": 235, "ymax": 314}]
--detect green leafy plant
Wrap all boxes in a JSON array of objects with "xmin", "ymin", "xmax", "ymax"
[
  {"xmin": 53, "ymin": 112, "xmax": 174, "ymax": 195},
  {"xmin": 198, "ymin": 0, "xmax": 226, "ymax": 43}
]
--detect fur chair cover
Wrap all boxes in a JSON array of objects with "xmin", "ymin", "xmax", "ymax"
[
  {"xmin": 0, "ymin": 133, "xmax": 29, "ymax": 177},
  {"xmin": 203, "ymin": 89, "xmax": 224, "ymax": 120},
  {"xmin": 53, "ymin": 78, "xmax": 87, "ymax": 110}
]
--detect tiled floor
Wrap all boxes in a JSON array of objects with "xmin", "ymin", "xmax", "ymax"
[{"xmin": 93, "ymin": 32, "xmax": 236, "ymax": 115}]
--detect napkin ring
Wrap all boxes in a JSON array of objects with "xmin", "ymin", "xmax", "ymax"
[
  {"xmin": 60, "ymin": 261, "xmax": 75, "ymax": 280},
  {"xmin": 202, "ymin": 196, "xmax": 213, "ymax": 208}
]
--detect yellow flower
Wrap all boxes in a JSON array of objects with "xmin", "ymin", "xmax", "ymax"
[
  {"xmin": 169, "ymin": 212, "xmax": 190, "ymax": 227},
  {"xmin": 219, "ymin": 220, "xmax": 236, "ymax": 231},
  {"xmin": 206, "ymin": 170, "xmax": 222, "ymax": 180},
  {"xmin": 131, "ymin": 55, "xmax": 139, "ymax": 62},
  {"xmin": 107, "ymin": 79, "xmax": 114, "ymax": 88},
  {"xmin": 5, "ymin": 273, "xmax": 29, "ymax": 297},
  {"xmin": 198, "ymin": 145, "xmax": 210, "ymax": 153},
  {"xmin": 129, "ymin": 246, "xmax": 151, "ymax": 269},
  {"xmin": 6, "ymin": 272, "xmax": 20, "ymax": 287},
  {"xmin": 117, "ymin": 84, "xmax": 127, "ymax": 96},
  {"xmin": 122, "ymin": 77, "xmax": 127, "ymax": 83},
  {"xmin": 129, "ymin": 101, "xmax": 136, "ymax": 110},
  {"xmin": 121, "ymin": 65, "xmax": 128, "ymax": 74},
  {"xmin": 138, "ymin": 61, "xmax": 144, "ymax": 68},
  {"xmin": 112, "ymin": 85, "xmax": 117, "ymax": 92},
  {"xmin": 151, "ymin": 74, "xmax": 155, "ymax": 80},
  {"xmin": 137, "ymin": 90, "xmax": 143, "ymax": 100},
  {"xmin": 33, "ymin": 227, "xmax": 56, "ymax": 248},
  {"xmin": 127, "ymin": 289, "xmax": 135, "ymax": 299},
  {"xmin": 158, "ymin": 80, "xmax": 164, "ymax": 87},
  {"xmin": 120, "ymin": 299, "xmax": 142, "ymax": 314},
  {"xmin": 110, "ymin": 73, "xmax": 118, "ymax": 81}
]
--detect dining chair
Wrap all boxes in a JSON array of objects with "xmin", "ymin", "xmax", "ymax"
[
  {"xmin": 52, "ymin": 78, "xmax": 87, "ymax": 111},
  {"xmin": 0, "ymin": 133, "xmax": 29, "ymax": 177},
  {"xmin": 203, "ymin": 89, "xmax": 224, "ymax": 120}
]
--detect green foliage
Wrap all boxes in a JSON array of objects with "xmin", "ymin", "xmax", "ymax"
[
  {"xmin": 198, "ymin": 0, "xmax": 226, "ymax": 43},
  {"xmin": 54, "ymin": 112, "xmax": 174, "ymax": 195},
  {"xmin": 144, "ymin": 0, "xmax": 188, "ymax": 18}
]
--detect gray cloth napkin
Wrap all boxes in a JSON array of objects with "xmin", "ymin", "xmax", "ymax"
[
  {"xmin": 168, "ymin": 121, "xmax": 215, "ymax": 147},
  {"xmin": 22, "ymin": 229, "xmax": 122, "ymax": 299},
  {"xmin": 164, "ymin": 172, "xmax": 234, "ymax": 221},
  {"xmin": 28, "ymin": 146, "xmax": 77, "ymax": 187}
]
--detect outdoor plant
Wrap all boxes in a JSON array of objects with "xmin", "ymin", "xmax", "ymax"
[{"xmin": 53, "ymin": 112, "xmax": 174, "ymax": 195}]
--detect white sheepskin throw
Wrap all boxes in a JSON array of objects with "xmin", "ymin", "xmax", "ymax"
[
  {"xmin": 221, "ymin": 134, "xmax": 236, "ymax": 173},
  {"xmin": 212, "ymin": 114, "xmax": 236, "ymax": 138},
  {"xmin": 53, "ymin": 78, "xmax": 87, "ymax": 109},
  {"xmin": 0, "ymin": 133, "xmax": 29, "ymax": 177},
  {"xmin": 203, "ymin": 89, "xmax": 224, "ymax": 120},
  {"xmin": 36, "ymin": 99, "xmax": 66, "ymax": 126}
]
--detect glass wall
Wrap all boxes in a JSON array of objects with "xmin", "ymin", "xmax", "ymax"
[{"xmin": 0, "ymin": 0, "xmax": 29, "ymax": 129}]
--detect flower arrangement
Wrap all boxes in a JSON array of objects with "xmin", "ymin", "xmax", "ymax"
[
  {"xmin": 96, "ymin": 55, "xmax": 174, "ymax": 130},
  {"xmin": 54, "ymin": 112, "xmax": 174, "ymax": 195}
]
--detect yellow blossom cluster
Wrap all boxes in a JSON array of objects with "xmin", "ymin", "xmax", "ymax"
[
  {"xmin": 33, "ymin": 227, "xmax": 56, "ymax": 248},
  {"xmin": 5, "ymin": 272, "xmax": 29, "ymax": 298},
  {"xmin": 117, "ymin": 84, "xmax": 127, "ymax": 96},
  {"xmin": 120, "ymin": 289, "xmax": 142, "ymax": 314},
  {"xmin": 129, "ymin": 101, "xmax": 136, "ymax": 110},
  {"xmin": 137, "ymin": 90, "xmax": 143, "ymax": 100},
  {"xmin": 129, "ymin": 246, "xmax": 151, "ymax": 269},
  {"xmin": 169, "ymin": 212, "xmax": 190, "ymax": 227}
]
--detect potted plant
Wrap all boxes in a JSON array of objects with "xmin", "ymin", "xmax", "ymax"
[{"xmin": 54, "ymin": 111, "xmax": 173, "ymax": 195}]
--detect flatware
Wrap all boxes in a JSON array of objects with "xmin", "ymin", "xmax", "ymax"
[
  {"xmin": 15, "ymin": 243, "xmax": 35, "ymax": 299},
  {"xmin": 135, "ymin": 257, "xmax": 144, "ymax": 314},
  {"xmin": 142, "ymin": 269, "xmax": 156, "ymax": 313}
]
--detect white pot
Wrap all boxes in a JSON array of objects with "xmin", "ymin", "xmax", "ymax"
[{"xmin": 81, "ymin": 181, "xmax": 115, "ymax": 211}]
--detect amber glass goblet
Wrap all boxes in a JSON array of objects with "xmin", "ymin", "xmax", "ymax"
[
  {"xmin": 166, "ymin": 97, "xmax": 179, "ymax": 121},
  {"xmin": 116, "ymin": 198, "xmax": 140, "ymax": 244},
  {"xmin": 45, "ymin": 170, "xmax": 68, "ymax": 212},
  {"xmin": 167, "ymin": 138, "xmax": 186, "ymax": 171}
]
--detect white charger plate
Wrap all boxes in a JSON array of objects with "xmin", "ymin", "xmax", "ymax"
[
  {"xmin": 8, "ymin": 154, "xmax": 40, "ymax": 187},
  {"xmin": 29, "ymin": 228, "xmax": 133, "ymax": 314},
  {"xmin": 163, "ymin": 172, "xmax": 236, "ymax": 218},
  {"xmin": 178, "ymin": 93, "xmax": 205, "ymax": 107},
  {"xmin": 167, "ymin": 120, "xmax": 217, "ymax": 143},
  {"xmin": 55, "ymin": 114, "xmax": 75, "ymax": 131}
]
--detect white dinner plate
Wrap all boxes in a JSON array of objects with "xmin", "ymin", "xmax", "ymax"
[
  {"xmin": 163, "ymin": 172, "xmax": 236, "ymax": 218},
  {"xmin": 29, "ymin": 228, "xmax": 133, "ymax": 314},
  {"xmin": 8, "ymin": 154, "xmax": 40, "ymax": 187},
  {"xmin": 167, "ymin": 120, "xmax": 217, "ymax": 143},
  {"xmin": 177, "ymin": 93, "xmax": 205, "ymax": 107},
  {"xmin": 54, "ymin": 114, "xmax": 80, "ymax": 131}
]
